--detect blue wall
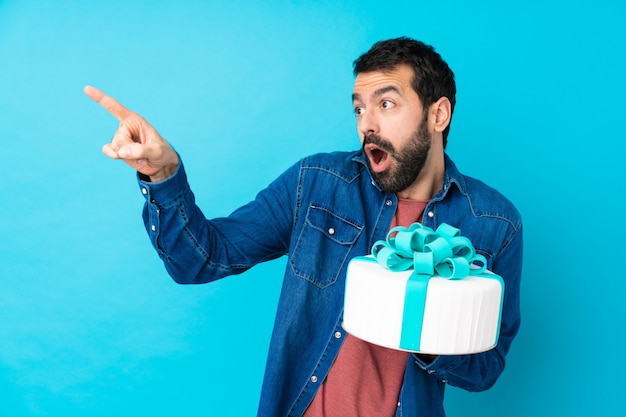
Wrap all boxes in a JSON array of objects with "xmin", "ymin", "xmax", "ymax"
[{"xmin": 1, "ymin": 1, "xmax": 625, "ymax": 416}]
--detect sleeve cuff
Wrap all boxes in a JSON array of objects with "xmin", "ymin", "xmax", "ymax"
[{"xmin": 137, "ymin": 160, "xmax": 188, "ymax": 207}]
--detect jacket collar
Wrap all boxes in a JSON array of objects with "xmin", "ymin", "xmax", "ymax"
[{"xmin": 441, "ymin": 153, "xmax": 467, "ymax": 198}]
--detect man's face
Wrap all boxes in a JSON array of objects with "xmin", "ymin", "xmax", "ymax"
[{"xmin": 352, "ymin": 65, "xmax": 432, "ymax": 194}]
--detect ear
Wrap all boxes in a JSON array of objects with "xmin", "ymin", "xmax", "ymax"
[{"xmin": 430, "ymin": 97, "xmax": 452, "ymax": 134}]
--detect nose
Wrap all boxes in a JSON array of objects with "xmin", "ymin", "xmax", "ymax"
[{"xmin": 358, "ymin": 110, "xmax": 379, "ymax": 139}]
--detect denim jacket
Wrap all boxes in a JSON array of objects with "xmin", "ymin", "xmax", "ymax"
[{"xmin": 138, "ymin": 151, "xmax": 522, "ymax": 417}]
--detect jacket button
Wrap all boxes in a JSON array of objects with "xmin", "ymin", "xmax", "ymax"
[
  {"xmin": 141, "ymin": 188, "xmax": 148, "ymax": 195},
  {"xmin": 427, "ymin": 211, "xmax": 434, "ymax": 218},
  {"xmin": 151, "ymin": 225, "xmax": 156, "ymax": 231},
  {"xmin": 328, "ymin": 227, "xmax": 335, "ymax": 235},
  {"xmin": 311, "ymin": 376, "xmax": 318, "ymax": 383},
  {"xmin": 386, "ymin": 200, "xmax": 393, "ymax": 206},
  {"xmin": 334, "ymin": 331, "xmax": 342, "ymax": 338}
]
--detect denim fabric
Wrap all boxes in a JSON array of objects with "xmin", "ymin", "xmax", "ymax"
[{"xmin": 138, "ymin": 151, "xmax": 522, "ymax": 417}]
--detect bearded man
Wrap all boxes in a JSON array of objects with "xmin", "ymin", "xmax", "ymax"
[{"xmin": 86, "ymin": 37, "xmax": 522, "ymax": 417}]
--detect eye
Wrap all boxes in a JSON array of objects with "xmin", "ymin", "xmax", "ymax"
[
  {"xmin": 354, "ymin": 106, "xmax": 364, "ymax": 116},
  {"xmin": 381, "ymin": 100, "xmax": 395, "ymax": 109}
]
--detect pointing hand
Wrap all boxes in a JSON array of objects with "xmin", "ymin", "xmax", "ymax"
[{"xmin": 84, "ymin": 85, "xmax": 179, "ymax": 182}]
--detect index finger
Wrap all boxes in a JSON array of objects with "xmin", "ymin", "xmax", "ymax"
[{"xmin": 84, "ymin": 85, "xmax": 134, "ymax": 122}]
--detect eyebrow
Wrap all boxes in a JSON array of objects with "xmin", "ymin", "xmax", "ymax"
[{"xmin": 352, "ymin": 85, "xmax": 401, "ymax": 102}]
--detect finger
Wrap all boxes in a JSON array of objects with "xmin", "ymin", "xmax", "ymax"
[
  {"xmin": 84, "ymin": 85, "xmax": 135, "ymax": 122},
  {"xmin": 102, "ymin": 143, "xmax": 121, "ymax": 159},
  {"xmin": 103, "ymin": 126, "xmax": 136, "ymax": 159}
]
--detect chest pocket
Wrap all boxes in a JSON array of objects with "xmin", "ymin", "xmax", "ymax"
[{"xmin": 290, "ymin": 204, "xmax": 363, "ymax": 288}]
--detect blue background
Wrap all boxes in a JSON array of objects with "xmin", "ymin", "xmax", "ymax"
[{"xmin": 1, "ymin": 1, "xmax": 625, "ymax": 416}]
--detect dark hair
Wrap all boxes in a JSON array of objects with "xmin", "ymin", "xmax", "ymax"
[{"xmin": 353, "ymin": 37, "xmax": 456, "ymax": 147}]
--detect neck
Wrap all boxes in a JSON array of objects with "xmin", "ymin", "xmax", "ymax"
[{"xmin": 396, "ymin": 150, "xmax": 445, "ymax": 201}]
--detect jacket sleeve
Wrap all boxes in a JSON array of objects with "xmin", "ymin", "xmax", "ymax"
[
  {"xmin": 412, "ymin": 221, "xmax": 523, "ymax": 391},
  {"xmin": 138, "ymin": 159, "xmax": 300, "ymax": 284}
]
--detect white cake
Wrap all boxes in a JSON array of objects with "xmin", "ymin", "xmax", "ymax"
[{"xmin": 342, "ymin": 255, "xmax": 504, "ymax": 355}]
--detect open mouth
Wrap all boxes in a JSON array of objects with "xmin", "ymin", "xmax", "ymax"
[{"xmin": 364, "ymin": 144, "xmax": 391, "ymax": 173}]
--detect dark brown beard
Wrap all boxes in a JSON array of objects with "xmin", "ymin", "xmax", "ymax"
[{"xmin": 363, "ymin": 114, "xmax": 431, "ymax": 194}]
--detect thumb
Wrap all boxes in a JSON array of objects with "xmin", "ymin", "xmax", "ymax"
[
  {"xmin": 118, "ymin": 141, "xmax": 169, "ymax": 165},
  {"xmin": 117, "ymin": 142, "xmax": 150, "ymax": 160}
]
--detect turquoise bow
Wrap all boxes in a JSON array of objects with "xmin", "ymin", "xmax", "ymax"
[{"xmin": 372, "ymin": 222, "xmax": 487, "ymax": 279}]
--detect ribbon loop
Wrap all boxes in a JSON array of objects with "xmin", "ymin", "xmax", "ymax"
[{"xmin": 413, "ymin": 251, "xmax": 434, "ymax": 276}]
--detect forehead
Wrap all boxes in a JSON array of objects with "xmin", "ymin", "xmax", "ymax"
[{"xmin": 352, "ymin": 64, "xmax": 415, "ymax": 101}]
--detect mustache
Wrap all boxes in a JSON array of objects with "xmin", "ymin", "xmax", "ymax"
[{"xmin": 363, "ymin": 133, "xmax": 395, "ymax": 154}]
